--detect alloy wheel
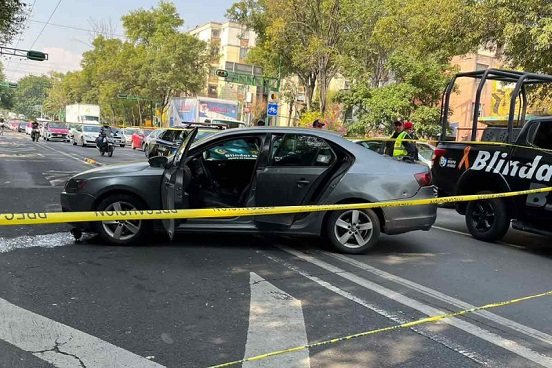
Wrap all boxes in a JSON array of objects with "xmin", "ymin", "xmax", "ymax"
[
  {"xmin": 471, "ymin": 201, "xmax": 495, "ymax": 232},
  {"xmin": 333, "ymin": 210, "xmax": 374, "ymax": 249},
  {"xmin": 101, "ymin": 201, "xmax": 141, "ymax": 241}
]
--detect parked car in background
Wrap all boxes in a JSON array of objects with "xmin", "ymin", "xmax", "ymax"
[
  {"xmin": 112, "ymin": 128, "xmax": 126, "ymax": 147},
  {"xmin": 142, "ymin": 128, "xmax": 165, "ymax": 153},
  {"xmin": 71, "ymin": 124, "xmax": 102, "ymax": 146},
  {"xmin": 41, "ymin": 121, "xmax": 69, "ymax": 141},
  {"xmin": 16, "ymin": 121, "xmax": 27, "ymax": 132},
  {"xmin": 25, "ymin": 122, "xmax": 34, "ymax": 135},
  {"xmin": 61, "ymin": 127, "xmax": 436, "ymax": 253},
  {"xmin": 354, "ymin": 138, "xmax": 436, "ymax": 168},
  {"xmin": 145, "ymin": 125, "xmax": 223, "ymax": 158},
  {"xmin": 130, "ymin": 129, "xmax": 153, "ymax": 150},
  {"xmin": 121, "ymin": 127, "xmax": 141, "ymax": 146}
]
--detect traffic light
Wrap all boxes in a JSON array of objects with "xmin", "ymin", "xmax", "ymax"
[
  {"xmin": 215, "ymin": 69, "xmax": 229, "ymax": 78},
  {"xmin": 26, "ymin": 50, "xmax": 47, "ymax": 61}
]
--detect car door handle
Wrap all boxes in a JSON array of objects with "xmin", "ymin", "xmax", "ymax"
[{"xmin": 297, "ymin": 179, "xmax": 310, "ymax": 187}]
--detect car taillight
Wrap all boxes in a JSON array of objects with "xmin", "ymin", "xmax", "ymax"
[
  {"xmin": 432, "ymin": 148, "xmax": 446, "ymax": 162},
  {"xmin": 414, "ymin": 172, "xmax": 432, "ymax": 187}
]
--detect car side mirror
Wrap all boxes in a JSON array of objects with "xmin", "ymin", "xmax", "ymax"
[{"xmin": 148, "ymin": 155, "xmax": 169, "ymax": 168}]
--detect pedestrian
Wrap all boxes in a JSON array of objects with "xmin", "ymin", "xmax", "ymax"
[
  {"xmin": 393, "ymin": 121, "xmax": 419, "ymax": 161},
  {"xmin": 385, "ymin": 120, "xmax": 404, "ymax": 156},
  {"xmin": 0, "ymin": 118, "xmax": 5, "ymax": 136},
  {"xmin": 312, "ymin": 119, "xmax": 325, "ymax": 129},
  {"xmin": 257, "ymin": 119, "xmax": 265, "ymax": 126}
]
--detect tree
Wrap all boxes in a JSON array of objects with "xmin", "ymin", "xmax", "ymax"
[
  {"xmin": 228, "ymin": 0, "xmax": 345, "ymax": 113},
  {"xmin": 479, "ymin": 0, "xmax": 552, "ymax": 75},
  {"xmin": 0, "ymin": 0, "xmax": 26, "ymax": 44},
  {"xmin": 0, "ymin": 62, "xmax": 14, "ymax": 110},
  {"xmin": 12, "ymin": 75, "xmax": 52, "ymax": 119}
]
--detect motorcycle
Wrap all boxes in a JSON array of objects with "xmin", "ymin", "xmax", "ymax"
[
  {"xmin": 31, "ymin": 128, "xmax": 40, "ymax": 142},
  {"xmin": 96, "ymin": 135, "xmax": 114, "ymax": 157}
]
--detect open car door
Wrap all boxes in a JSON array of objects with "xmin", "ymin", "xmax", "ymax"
[{"xmin": 161, "ymin": 128, "xmax": 198, "ymax": 239}]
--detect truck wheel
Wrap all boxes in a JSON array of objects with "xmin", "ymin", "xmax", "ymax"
[
  {"xmin": 465, "ymin": 193, "xmax": 510, "ymax": 242},
  {"xmin": 326, "ymin": 209, "xmax": 381, "ymax": 254}
]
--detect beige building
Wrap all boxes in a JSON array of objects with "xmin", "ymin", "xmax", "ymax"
[{"xmin": 189, "ymin": 22, "xmax": 261, "ymax": 121}]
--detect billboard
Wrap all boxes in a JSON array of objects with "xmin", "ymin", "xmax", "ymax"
[{"xmin": 169, "ymin": 98, "xmax": 238, "ymax": 127}]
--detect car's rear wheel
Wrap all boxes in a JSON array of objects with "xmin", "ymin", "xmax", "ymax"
[
  {"xmin": 465, "ymin": 193, "xmax": 510, "ymax": 242},
  {"xmin": 326, "ymin": 209, "xmax": 380, "ymax": 254},
  {"xmin": 95, "ymin": 194, "xmax": 150, "ymax": 245}
]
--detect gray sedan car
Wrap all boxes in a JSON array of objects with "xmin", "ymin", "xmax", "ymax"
[{"xmin": 61, "ymin": 127, "xmax": 436, "ymax": 253}]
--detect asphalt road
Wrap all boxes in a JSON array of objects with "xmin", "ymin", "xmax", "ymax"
[{"xmin": 0, "ymin": 130, "xmax": 551, "ymax": 368}]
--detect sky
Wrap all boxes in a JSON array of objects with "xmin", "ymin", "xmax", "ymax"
[{"xmin": 2, "ymin": 0, "xmax": 235, "ymax": 81}]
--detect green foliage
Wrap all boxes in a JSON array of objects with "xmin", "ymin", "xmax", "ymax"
[
  {"xmin": 479, "ymin": 0, "xmax": 552, "ymax": 75},
  {"xmin": 0, "ymin": 62, "xmax": 14, "ymax": 109},
  {"xmin": 410, "ymin": 106, "xmax": 442, "ymax": 138},
  {"xmin": 0, "ymin": 0, "xmax": 26, "ymax": 44},
  {"xmin": 12, "ymin": 75, "xmax": 52, "ymax": 119}
]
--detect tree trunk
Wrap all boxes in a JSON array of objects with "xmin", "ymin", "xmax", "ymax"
[
  {"xmin": 287, "ymin": 100, "xmax": 294, "ymax": 126},
  {"xmin": 303, "ymin": 72, "xmax": 316, "ymax": 112},
  {"xmin": 319, "ymin": 66, "xmax": 328, "ymax": 114}
]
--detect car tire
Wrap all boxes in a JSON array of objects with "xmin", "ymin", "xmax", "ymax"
[
  {"xmin": 95, "ymin": 194, "xmax": 151, "ymax": 245},
  {"xmin": 465, "ymin": 192, "xmax": 510, "ymax": 242},
  {"xmin": 326, "ymin": 208, "xmax": 381, "ymax": 254},
  {"xmin": 80, "ymin": 138, "xmax": 85, "ymax": 147},
  {"xmin": 72, "ymin": 138, "xmax": 76, "ymax": 145}
]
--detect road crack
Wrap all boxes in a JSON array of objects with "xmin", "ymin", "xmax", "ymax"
[{"xmin": 31, "ymin": 337, "xmax": 86, "ymax": 368}]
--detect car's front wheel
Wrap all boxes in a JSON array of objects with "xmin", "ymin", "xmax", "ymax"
[
  {"xmin": 95, "ymin": 194, "xmax": 151, "ymax": 245},
  {"xmin": 326, "ymin": 209, "xmax": 380, "ymax": 254},
  {"xmin": 465, "ymin": 193, "xmax": 510, "ymax": 242}
]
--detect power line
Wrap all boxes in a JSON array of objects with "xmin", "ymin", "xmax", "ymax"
[
  {"xmin": 29, "ymin": 0, "xmax": 63, "ymax": 49},
  {"xmin": 28, "ymin": 19, "xmax": 125, "ymax": 38}
]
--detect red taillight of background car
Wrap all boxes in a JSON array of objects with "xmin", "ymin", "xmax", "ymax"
[
  {"xmin": 414, "ymin": 171, "xmax": 432, "ymax": 187},
  {"xmin": 432, "ymin": 147, "xmax": 447, "ymax": 163}
]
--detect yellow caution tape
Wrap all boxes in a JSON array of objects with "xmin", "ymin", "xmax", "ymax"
[
  {"xmin": 207, "ymin": 289, "xmax": 552, "ymax": 368},
  {"xmin": 0, "ymin": 186, "xmax": 551, "ymax": 226},
  {"xmin": 360, "ymin": 137, "xmax": 552, "ymax": 153}
]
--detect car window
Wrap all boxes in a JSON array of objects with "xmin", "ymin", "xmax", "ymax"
[
  {"xmin": 203, "ymin": 137, "xmax": 260, "ymax": 161},
  {"xmin": 83, "ymin": 125, "xmax": 100, "ymax": 133},
  {"xmin": 417, "ymin": 144, "xmax": 434, "ymax": 161},
  {"xmin": 528, "ymin": 122, "xmax": 552, "ymax": 150},
  {"xmin": 49, "ymin": 122, "xmax": 66, "ymax": 129},
  {"xmin": 195, "ymin": 129, "xmax": 219, "ymax": 142},
  {"xmin": 161, "ymin": 129, "xmax": 187, "ymax": 142},
  {"xmin": 271, "ymin": 134, "xmax": 335, "ymax": 167}
]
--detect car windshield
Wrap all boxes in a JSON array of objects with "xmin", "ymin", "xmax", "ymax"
[
  {"xmin": 82, "ymin": 125, "xmax": 101, "ymax": 132},
  {"xmin": 417, "ymin": 144, "xmax": 434, "ymax": 161},
  {"xmin": 49, "ymin": 122, "xmax": 67, "ymax": 129},
  {"xmin": 143, "ymin": 130, "xmax": 152, "ymax": 136},
  {"xmin": 124, "ymin": 128, "xmax": 139, "ymax": 135},
  {"xmin": 195, "ymin": 129, "xmax": 219, "ymax": 142}
]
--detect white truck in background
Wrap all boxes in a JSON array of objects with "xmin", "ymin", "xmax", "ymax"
[{"xmin": 65, "ymin": 104, "xmax": 100, "ymax": 125}]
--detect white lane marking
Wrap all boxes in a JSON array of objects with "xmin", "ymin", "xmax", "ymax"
[
  {"xmin": 326, "ymin": 251, "xmax": 552, "ymax": 346},
  {"xmin": 35, "ymin": 141, "xmax": 99, "ymax": 167},
  {"xmin": 433, "ymin": 226, "xmax": 527, "ymax": 249},
  {"xmin": 0, "ymin": 297, "xmax": 165, "ymax": 368},
  {"xmin": 281, "ymin": 247, "xmax": 552, "ymax": 368},
  {"xmin": 0, "ymin": 233, "xmax": 73, "ymax": 253},
  {"xmin": 244, "ymin": 272, "xmax": 310, "ymax": 368},
  {"xmin": 261, "ymin": 253, "xmax": 492, "ymax": 366}
]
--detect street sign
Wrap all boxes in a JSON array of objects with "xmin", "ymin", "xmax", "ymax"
[{"xmin": 267, "ymin": 103, "xmax": 278, "ymax": 117}]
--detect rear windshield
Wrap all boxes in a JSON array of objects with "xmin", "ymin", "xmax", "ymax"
[
  {"xmin": 124, "ymin": 128, "xmax": 139, "ymax": 135},
  {"xmin": 49, "ymin": 122, "xmax": 67, "ymax": 129},
  {"xmin": 83, "ymin": 125, "xmax": 101, "ymax": 132}
]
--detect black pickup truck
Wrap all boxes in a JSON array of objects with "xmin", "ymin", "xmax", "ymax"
[{"xmin": 432, "ymin": 69, "xmax": 552, "ymax": 241}]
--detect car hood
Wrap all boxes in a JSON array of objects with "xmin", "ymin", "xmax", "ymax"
[{"xmin": 74, "ymin": 162, "xmax": 154, "ymax": 179}]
